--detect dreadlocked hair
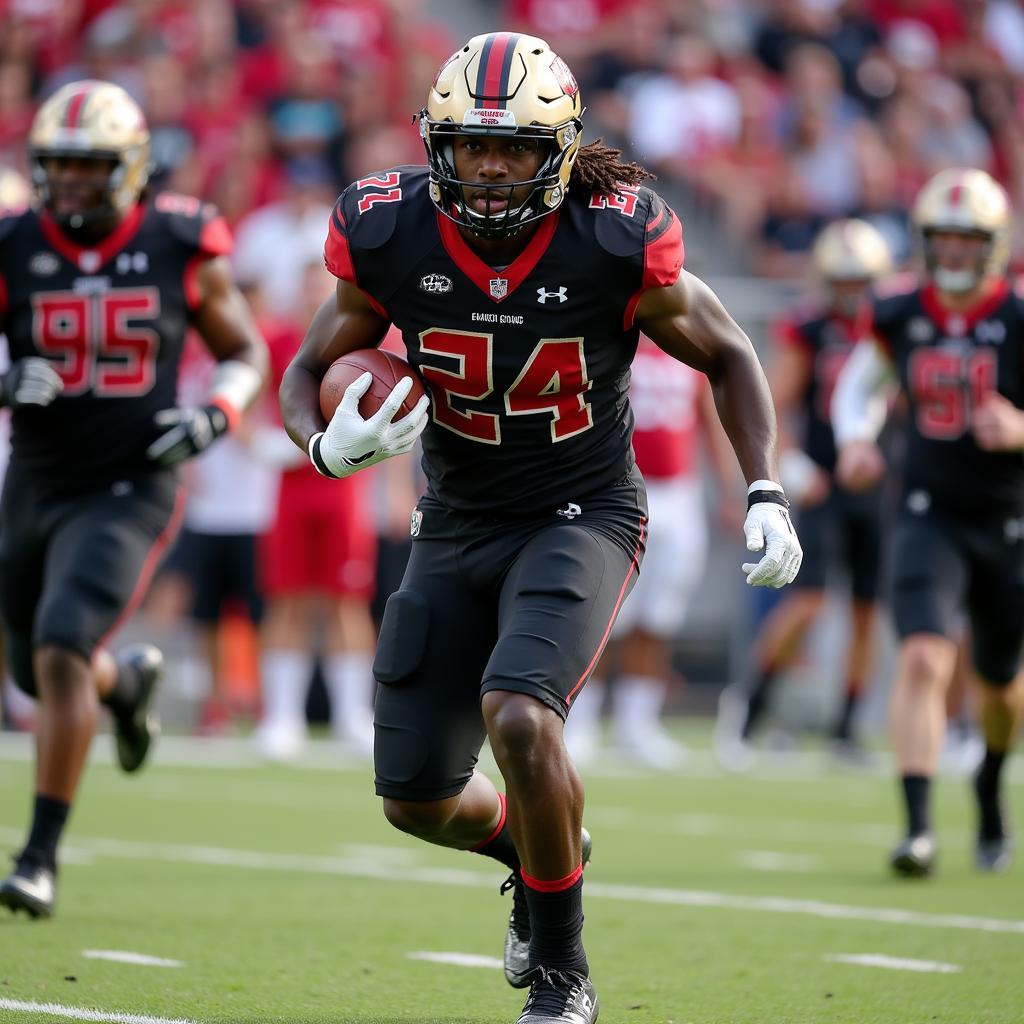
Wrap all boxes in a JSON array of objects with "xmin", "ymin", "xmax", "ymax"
[{"xmin": 569, "ymin": 140, "xmax": 654, "ymax": 198}]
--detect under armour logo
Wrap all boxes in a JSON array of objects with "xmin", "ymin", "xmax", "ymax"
[
  {"xmin": 537, "ymin": 286, "xmax": 567, "ymax": 304},
  {"xmin": 557, "ymin": 502, "xmax": 582, "ymax": 519}
]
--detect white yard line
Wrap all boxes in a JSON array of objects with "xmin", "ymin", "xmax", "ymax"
[
  {"xmin": 1, "ymin": 826, "xmax": 1022, "ymax": 937},
  {"xmin": 406, "ymin": 951, "xmax": 503, "ymax": 969},
  {"xmin": 824, "ymin": 953, "xmax": 962, "ymax": 974},
  {"xmin": 0, "ymin": 998, "xmax": 199, "ymax": 1024},
  {"xmin": 737, "ymin": 850, "xmax": 821, "ymax": 872},
  {"xmin": 81, "ymin": 951, "xmax": 183, "ymax": 968}
]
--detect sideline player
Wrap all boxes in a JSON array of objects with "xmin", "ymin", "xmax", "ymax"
[
  {"xmin": 717, "ymin": 219, "xmax": 892, "ymax": 769},
  {"xmin": 281, "ymin": 34, "xmax": 801, "ymax": 1023},
  {"xmin": 834, "ymin": 168, "xmax": 1023, "ymax": 876},
  {"xmin": 257, "ymin": 263, "xmax": 379, "ymax": 760},
  {"xmin": 0, "ymin": 81, "xmax": 267, "ymax": 917}
]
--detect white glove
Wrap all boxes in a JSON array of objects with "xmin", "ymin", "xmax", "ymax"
[
  {"xmin": 741, "ymin": 481, "xmax": 802, "ymax": 588},
  {"xmin": 1, "ymin": 358, "xmax": 63, "ymax": 409},
  {"xmin": 311, "ymin": 371, "xmax": 429, "ymax": 478}
]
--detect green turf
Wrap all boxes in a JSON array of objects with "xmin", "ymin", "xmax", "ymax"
[{"xmin": 0, "ymin": 729, "xmax": 1021, "ymax": 1024}]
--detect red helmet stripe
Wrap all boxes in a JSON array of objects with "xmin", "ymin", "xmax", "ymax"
[
  {"xmin": 476, "ymin": 32, "xmax": 519, "ymax": 108},
  {"xmin": 64, "ymin": 84, "xmax": 93, "ymax": 129}
]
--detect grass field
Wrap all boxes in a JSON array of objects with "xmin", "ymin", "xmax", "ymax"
[{"xmin": 0, "ymin": 726, "xmax": 1021, "ymax": 1024}]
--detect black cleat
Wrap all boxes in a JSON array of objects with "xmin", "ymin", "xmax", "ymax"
[
  {"xmin": 976, "ymin": 836, "xmax": 1014, "ymax": 873},
  {"xmin": 890, "ymin": 833, "xmax": 936, "ymax": 877},
  {"xmin": 516, "ymin": 967, "xmax": 599, "ymax": 1024},
  {"xmin": 0, "ymin": 859, "xmax": 55, "ymax": 919},
  {"xmin": 113, "ymin": 644, "xmax": 163, "ymax": 774},
  {"xmin": 973, "ymin": 769, "xmax": 1012, "ymax": 872},
  {"xmin": 503, "ymin": 828, "xmax": 592, "ymax": 989}
]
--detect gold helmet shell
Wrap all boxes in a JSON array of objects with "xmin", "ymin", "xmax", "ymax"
[
  {"xmin": 812, "ymin": 218, "xmax": 893, "ymax": 282},
  {"xmin": 0, "ymin": 167, "xmax": 30, "ymax": 211},
  {"xmin": 420, "ymin": 32, "xmax": 583, "ymax": 237},
  {"xmin": 29, "ymin": 79, "xmax": 150, "ymax": 222},
  {"xmin": 911, "ymin": 167, "xmax": 1011, "ymax": 292}
]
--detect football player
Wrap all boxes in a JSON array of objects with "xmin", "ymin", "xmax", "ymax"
[
  {"xmin": 281, "ymin": 34, "xmax": 801, "ymax": 1023},
  {"xmin": 716, "ymin": 219, "xmax": 892, "ymax": 770},
  {"xmin": 0, "ymin": 80, "xmax": 267, "ymax": 917},
  {"xmin": 834, "ymin": 168, "xmax": 1024, "ymax": 876}
]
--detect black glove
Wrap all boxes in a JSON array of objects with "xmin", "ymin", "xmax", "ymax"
[
  {"xmin": 145, "ymin": 404, "xmax": 231, "ymax": 467},
  {"xmin": 0, "ymin": 358, "xmax": 63, "ymax": 409}
]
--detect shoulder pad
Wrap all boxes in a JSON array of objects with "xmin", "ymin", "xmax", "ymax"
[
  {"xmin": 0, "ymin": 206, "xmax": 30, "ymax": 243},
  {"xmin": 593, "ymin": 186, "xmax": 684, "ymax": 288},
  {"xmin": 340, "ymin": 166, "xmax": 428, "ymax": 252},
  {"xmin": 155, "ymin": 193, "xmax": 233, "ymax": 256},
  {"xmin": 591, "ymin": 184, "xmax": 646, "ymax": 258},
  {"xmin": 872, "ymin": 285, "xmax": 919, "ymax": 324}
]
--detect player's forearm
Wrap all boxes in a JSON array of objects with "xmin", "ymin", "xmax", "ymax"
[
  {"xmin": 831, "ymin": 341, "xmax": 894, "ymax": 447},
  {"xmin": 709, "ymin": 342, "xmax": 779, "ymax": 486},
  {"xmin": 280, "ymin": 361, "xmax": 327, "ymax": 451}
]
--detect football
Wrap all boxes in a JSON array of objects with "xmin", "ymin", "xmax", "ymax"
[{"xmin": 319, "ymin": 348, "xmax": 427, "ymax": 422}]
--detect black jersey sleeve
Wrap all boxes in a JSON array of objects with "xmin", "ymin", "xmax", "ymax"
[
  {"xmin": 589, "ymin": 186, "xmax": 684, "ymax": 328},
  {"xmin": 324, "ymin": 166, "xmax": 434, "ymax": 317},
  {"xmin": 153, "ymin": 193, "xmax": 234, "ymax": 311}
]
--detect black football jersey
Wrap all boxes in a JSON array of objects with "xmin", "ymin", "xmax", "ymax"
[
  {"xmin": 324, "ymin": 165, "xmax": 684, "ymax": 514},
  {"xmin": 872, "ymin": 279, "xmax": 1024, "ymax": 515},
  {"xmin": 0, "ymin": 194, "xmax": 232, "ymax": 491}
]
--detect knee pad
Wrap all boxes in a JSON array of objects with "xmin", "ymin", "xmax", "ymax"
[{"xmin": 373, "ymin": 589, "xmax": 429, "ymax": 685}]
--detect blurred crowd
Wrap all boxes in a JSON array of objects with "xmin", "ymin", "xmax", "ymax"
[
  {"xmin": 2, "ymin": 0, "xmax": 1023, "ymax": 277},
  {"xmin": 2, "ymin": 0, "xmax": 1024, "ymax": 742}
]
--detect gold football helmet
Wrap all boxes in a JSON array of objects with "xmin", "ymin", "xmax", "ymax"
[
  {"xmin": 29, "ymin": 79, "xmax": 150, "ymax": 226},
  {"xmin": 812, "ymin": 219, "xmax": 892, "ymax": 282},
  {"xmin": 419, "ymin": 32, "xmax": 583, "ymax": 237},
  {"xmin": 0, "ymin": 167, "xmax": 30, "ymax": 211},
  {"xmin": 911, "ymin": 167, "xmax": 1011, "ymax": 293}
]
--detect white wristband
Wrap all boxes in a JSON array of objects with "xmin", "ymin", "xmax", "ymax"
[{"xmin": 747, "ymin": 478, "xmax": 784, "ymax": 495}]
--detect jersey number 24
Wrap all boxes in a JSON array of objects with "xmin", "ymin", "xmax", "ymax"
[{"xmin": 418, "ymin": 329, "xmax": 593, "ymax": 445}]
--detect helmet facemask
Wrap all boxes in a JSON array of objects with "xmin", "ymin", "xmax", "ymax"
[
  {"xmin": 920, "ymin": 228, "xmax": 1002, "ymax": 295},
  {"xmin": 30, "ymin": 150, "xmax": 136, "ymax": 230},
  {"xmin": 421, "ymin": 114, "xmax": 581, "ymax": 239}
]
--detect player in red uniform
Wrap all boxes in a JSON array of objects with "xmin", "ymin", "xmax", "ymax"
[
  {"xmin": 257, "ymin": 263, "xmax": 378, "ymax": 760},
  {"xmin": 0, "ymin": 81, "xmax": 267, "ymax": 917},
  {"xmin": 834, "ymin": 168, "xmax": 1024, "ymax": 876},
  {"xmin": 281, "ymin": 34, "xmax": 801, "ymax": 1023},
  {"xmin": 716, "ymin": 219, "xmax": 893, "ymax": 769}
]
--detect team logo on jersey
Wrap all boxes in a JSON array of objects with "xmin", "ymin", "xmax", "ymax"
[
  {"xmin": 976, "ymin": 319, "xmax": 1006, "ymax": 344},
  {"xmin": 489, "ymin": 278, "xmax": 508, "ymax": 300},
  {"xmin": 946, "ymin": 314, "xmax": 967, "ymax": 337},
  {"xmin": 29, "ymin": 252, "xmax": 60, "ymax": 276},
  {"xmin": 906, "ymin": 490, "xmax": 931, "ymax": 515},
  {"xmin": 537, "ymin": 286, "xmax": 567, "ymax": 304},
  {"xmin": 419, "ymin": 273, "xmax": 453, "ymax": 294},
  {"xmin": 410, "ymin": 508, "xmax": 423, "ymax": 537},
  {"xmin": 78, "ymin": 250, "xmax": 101, "ymax": 273}
]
